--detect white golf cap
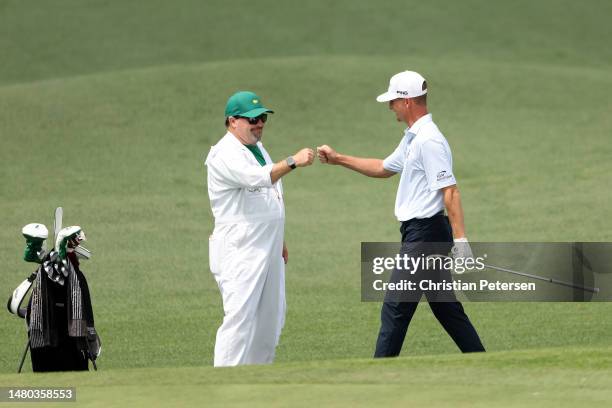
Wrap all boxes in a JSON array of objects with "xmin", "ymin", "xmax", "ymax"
[{"xmin": 376, "ymin": 71, "xmax": 427, "ymax": 102}]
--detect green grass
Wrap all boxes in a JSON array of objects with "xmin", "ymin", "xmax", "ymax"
[
  {"xmin": 1, "ymin": 0, "xmax": 612, "ymax": 406},
  {"xmin": 1, "ymin": 347, "xmax": 611, "ymax": 407},
  {"xmin": 1, "ymin": 0, "xmax": 611, "ymax": 85}
]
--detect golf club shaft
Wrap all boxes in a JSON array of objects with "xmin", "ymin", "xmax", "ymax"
[{"xmin": 483, "ymin": 263, "xmax": 600, "ymax": 294}]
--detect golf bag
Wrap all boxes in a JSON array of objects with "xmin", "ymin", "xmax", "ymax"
[
  {"xmin": 7, "ymin": 213, "xmax": 101, "ymax": 372},
  {"xmin": 26, "ymin": 251, "xmax": 100, "ymax": 372}
]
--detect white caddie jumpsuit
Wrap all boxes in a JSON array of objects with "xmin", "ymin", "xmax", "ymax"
[{"xmin": 204, "ymin": 131, "xmax": 286, "ymax": 367}]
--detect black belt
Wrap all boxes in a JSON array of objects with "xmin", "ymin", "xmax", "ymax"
[{"xmin": 400, "ymin": 210, "xmax": 452, "ymax": 243}]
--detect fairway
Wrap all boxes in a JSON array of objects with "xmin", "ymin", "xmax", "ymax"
[
  {"xmin": 2, "ymin": 347, "xmax": 612, "ymax": 407},
  {"xmin": 1, "ymin": 0, "xmax": 611, "ymax": 406}
]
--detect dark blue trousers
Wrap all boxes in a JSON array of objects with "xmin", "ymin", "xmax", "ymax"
[{"xmin": 374, "ymin": 212, "xmax": 485, "ymax": 357}]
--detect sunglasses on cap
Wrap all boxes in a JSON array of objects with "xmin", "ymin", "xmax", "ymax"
[{"xmin": 235, "ymin": 114, "xmax": 268, "ymax": 125}]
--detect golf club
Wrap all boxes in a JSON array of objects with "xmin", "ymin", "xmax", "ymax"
[{"xmin": 426, "ymin": 254, "xmax": 600, "ymax": 294}]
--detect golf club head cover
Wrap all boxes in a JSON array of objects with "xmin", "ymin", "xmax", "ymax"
[
  {"xmin": 22, "ymin": 223, "xmax": 49, "ymax": 263},
  {"xmin": 56, "ymin": 226, "xmax": 86, "ymax": 260}
]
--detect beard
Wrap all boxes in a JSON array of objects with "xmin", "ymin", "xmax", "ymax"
[{"xmin": 250, "ymin": 127, "xmax": 263, "ymax": 142}]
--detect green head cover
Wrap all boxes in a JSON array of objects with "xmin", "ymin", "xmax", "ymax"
[
  {"xmin": 22, "ymin": 223, "xmax": 49, "ymax": 263},
  {"xmin": 23, "ymin": 236, "xmax": 45, "ymax": 263}
]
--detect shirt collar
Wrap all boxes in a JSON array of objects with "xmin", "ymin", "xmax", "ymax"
[
  {"xmin": 225, "ymin": 131, "xmax": 263, "ymax": 149},
  {"xmin": 225, "ymin": 131, "xmax": 248, "ymax": 150},
  {"xmin": 404, "ymin": 113, "xmax": 433, "ymax": 139}
]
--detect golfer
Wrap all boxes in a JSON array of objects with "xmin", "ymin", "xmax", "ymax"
[
  {"xmin": 317, "ymin": 71, "xmax": 485, "ymax": 356},
  {"xmin": 205, "ymin": 91, "xmax": 314, "ymax": 366}
]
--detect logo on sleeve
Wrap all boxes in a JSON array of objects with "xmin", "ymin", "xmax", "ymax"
[{"xmin": 437, "ymin": 170, "xmax": 453, "ymax": 181}]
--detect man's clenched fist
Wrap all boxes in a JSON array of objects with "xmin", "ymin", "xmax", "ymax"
[
  {"xmin": 316, "ymin": 145, "xmax": 339, "ymax": 164},
  {"xmin": 293, "ymin": 148, "xmax": 315, "ymax": 167}
]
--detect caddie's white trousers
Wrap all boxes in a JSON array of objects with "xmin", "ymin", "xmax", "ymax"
[{"xmin": 209, "ymin": 218, "xmax": 286, "ymax": 367}]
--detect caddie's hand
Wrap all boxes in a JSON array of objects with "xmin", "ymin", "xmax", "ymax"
[
  {"xmin": 293, "ymin": 148, "xmax": 315, "ymax": 167},
  {"xmin": 316, "ymin": 145, "xmax": 339, "ymax": 164},
  {"xmin": 451, "ymin": 237, "xmax": 474, "ymax": 274},
  {"xmin": 282, "ymin": 242, "xmax": 288, "ymax": 264}
]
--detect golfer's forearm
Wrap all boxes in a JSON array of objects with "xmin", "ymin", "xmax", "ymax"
[
  {"xmin": 270, "ymin": 161, "xmax": 293, "ymax": 184},
  {"xmin": 336, "ymin": 154, "xmax": 394, "ymax": 178},
  {"xmin": 444, "ymin": 187, "xmax": 466, "ymax": 238}
]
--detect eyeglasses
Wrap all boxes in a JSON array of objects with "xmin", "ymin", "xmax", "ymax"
[{"xmin": 235, "ymin": 114, "xmax": 268, "ymax": 125}]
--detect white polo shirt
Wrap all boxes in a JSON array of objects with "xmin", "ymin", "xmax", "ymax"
[{"xmin": 383, "ymin": 114, "xmax": 457, "ymax": 221}]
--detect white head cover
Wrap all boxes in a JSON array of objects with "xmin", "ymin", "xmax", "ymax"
[
  {"xmin": 22, "ymin": 223, "xmax": 48, "ymax": 239},
  {"xmin": 376, "ymin": 71, "xmax": 427, "ymax": 102},
  {"xmin": 56, "ymin": 226, "xmax": 85, "ymax": 251}
]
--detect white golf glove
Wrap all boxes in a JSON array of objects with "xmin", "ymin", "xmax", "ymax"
[{"xmin": 451, "ymin": 237, "xmax": 474, "ymax": 274}]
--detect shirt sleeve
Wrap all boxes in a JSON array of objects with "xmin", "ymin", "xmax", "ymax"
[
  {"xmin": 209, "ymin": 153, "xmax": 273, "ymax": 189},
  {"xmin": 259, "ymin": 144, "xmax": 283, "ymax": 194},
  {"xmin": 421, "ymin": 140, "xmax": 457, "ymax": 190},
  {"xmin": 382, "ymin": 139, "xmax": 406, "ymax": 173}
]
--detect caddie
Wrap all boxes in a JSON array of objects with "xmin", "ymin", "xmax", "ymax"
[{"xmin": 205, "ymin": 91, "xmax": 314, "ymax": 367}]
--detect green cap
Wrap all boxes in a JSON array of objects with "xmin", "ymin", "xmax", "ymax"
[{"xmin": 224, "ymin": 91, "xmax": 274, "ymax": 118}]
